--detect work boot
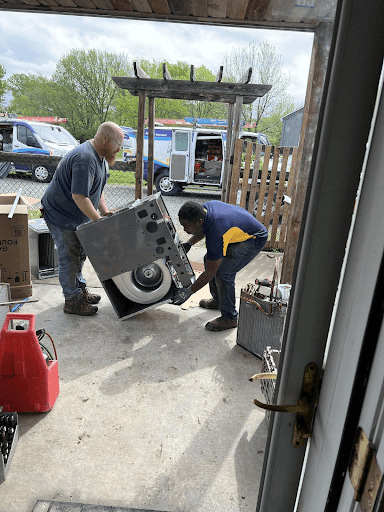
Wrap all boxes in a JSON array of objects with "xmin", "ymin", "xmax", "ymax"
[
  {"xmin": 199, "ymin": 298, "xmax": 220, "ymax": 309},
  {"xmin": 64, "ymin": 291, "xmax": 98, "ymax": 316},
  {"xmin": 80, "ymin": 286, "xmax": 101, "ymax": 304},
  {"xmin": 205, "ymin": 315, "xmax": 238, "ymax": 331}
]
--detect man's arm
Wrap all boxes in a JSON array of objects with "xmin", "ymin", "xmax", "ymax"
[
  {"xmin": 72, "ymin": 194, "xmax": 101, "ymax": 221},
  {"xmin": 191, "ymin": 258, "xmax": 221, "ymax": 293},
  {"xmin": 185, "ymin": 228, "xmax": 205, "ymax": 249},
  {"xmin": 97, "ymin": 192, "xmax": 111, "ymax": 216}
]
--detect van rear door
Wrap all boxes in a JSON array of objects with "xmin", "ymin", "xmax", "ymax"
[{"xmin": 169, "ymin": 130, "xmax": 189, "ymax": 183}]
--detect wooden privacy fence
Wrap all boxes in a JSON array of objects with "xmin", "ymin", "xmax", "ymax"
[{"xmin": 228, "ymin": 139, "xmax": 298, "ymax": 251}]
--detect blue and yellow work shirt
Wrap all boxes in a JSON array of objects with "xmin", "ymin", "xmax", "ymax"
[{"xmin": 202, "ymin": 200, "xmax": 268, "ymax": 261}]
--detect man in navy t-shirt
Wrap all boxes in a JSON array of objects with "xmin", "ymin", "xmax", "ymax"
[
  {"xmin": 41, "ymin": 121, "xmax": 124, "ymax": 316},
  {"xmin": 173, "ymin": 200, "xmax": 268, "ymax": 331}
]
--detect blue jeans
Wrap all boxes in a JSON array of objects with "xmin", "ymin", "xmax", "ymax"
[
  {"xmin": 205, "ymin": 235, "xmax": 268, "ymax": 320},
  {"xmin": 46, "ymin": 221, "xmax": 87, "ymax": 300}
]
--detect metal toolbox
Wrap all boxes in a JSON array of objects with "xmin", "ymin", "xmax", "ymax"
[
  {"xmin": 76, "ymin": 193, "xmax": 195, "ymax": 320},
  {"xmin": 0, "ymin": 412, "xmax": 19, "ymax": 482}
]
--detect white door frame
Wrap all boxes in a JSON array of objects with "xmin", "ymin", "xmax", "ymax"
[{"xmin": 256, "ymin": 0, "xmax": 384, "ymax": 510}]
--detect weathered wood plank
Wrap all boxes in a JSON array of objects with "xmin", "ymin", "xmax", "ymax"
[
  {"xmin": 190, "ymin": 65, "xmax": 196, "ymax": 82},
  {"xmin": 112, "ymin": 76, "xmax": 271, "ymax": 103},
  {"xmin": 247, "ymin": 143, "xmax": 262, "ymax": 214},
  {"xmin": 167, "ymin": 0, "xmax": 188, "ymax": 15},
  {"xmin": 228, "ymin": 138, "xmax": 244, "ymax": 205},
  {"xmin": 38, "ymin": 0, "xmax": 59, "ymax": 7},
  {"xmin": 281, "ymin": 22, "xmax": 333, "ymax": 283},
  {"xmin": 245, "ymin": 0, "xmax": 270, "ymax": 20},
  {"xmin": 221, "ymin": 102, "xmax": 234, "ymax": 202},
  {"xmin": 163, "ymin": 63, "xmax": 172, "ymax": 80},
  {"xmin": 109, "ymin": 0, "xmax": 133, "ymax": 10},
  {"xmin": 208, "ymin": 0, "xmax": 228, "ymax": 18},
  {"xmin": 135, "ymin": 90, "xmax": 147, "ymax": 199},
  {"xmin": 189, "ymin": 0, "xmax": 208, "ymax": 17},
  {"xmin": 148, "ymin": 0, "xmax": 169, "ymax": 14},
  {"xmin": 129, "ymin": 0, "xmax": 152, "ymax": 11},
  {"xmin": 239, "ymin": 142, "xmax": 253, "ymax": 209},
  {"xmin": 263, "ymin": 146, "xmax": 280, "ymax": 249},
  {"xmin": 238, "ymin": 67, "xmax": 252, "ymax": 84},
  {"xmin": 19, "ymin": 0, "xmax": 40, "ymax": 6},
  {"xmin": 215, "ymin": 66, "xmax": 223, "ymax": 82},
  {"xmin": 92, "ymin": 0, "xmax": 114, "ymax": 9},
  {"xmin": 147, "ymin": 96, "xmax": 155, "ymax": 196},
  {"xmin": 270, "ymin": 146, "xmax": 289, "ymax": 247},
  {"xmin": 279, "ymin": 146, "xmax": 298, "ymax": 250},
  {"xmin": 133, "ymin": 61, "xmax": 149, "ymax": 78},
  {"xmin": 227, "ymin": 0, "xmax": 249, "ymax": 19},
  {"xmin": 255, "ymin": 145, "xmax": 271, "ymax": 220}
]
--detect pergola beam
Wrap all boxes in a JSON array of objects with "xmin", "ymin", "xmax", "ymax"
[{"xmin": 112, "ymin": 77, "xmax": 271, "ymax": 104}]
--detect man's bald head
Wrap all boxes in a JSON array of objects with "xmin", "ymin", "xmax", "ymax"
[{"xmin": 92, "ymin": 122, "xmax": 124, "ymax": 165}]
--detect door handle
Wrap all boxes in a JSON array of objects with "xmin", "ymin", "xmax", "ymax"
[{"xmin": 250, "ymin": 362, "xmax": 319, "ymax": 447}]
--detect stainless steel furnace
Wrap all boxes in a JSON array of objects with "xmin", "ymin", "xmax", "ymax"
[{"xmin": 76, "ymin": 193, "xmax": 195, "ymax": 320}]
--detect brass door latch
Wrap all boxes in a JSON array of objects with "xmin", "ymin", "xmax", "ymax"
[
  {"xmin": 349, "ymin": 427, "xmax": 382, "ymax": 511},
  {"xmin": 250, "ymin": 362, "xmax": 319, "ymax": 448}
]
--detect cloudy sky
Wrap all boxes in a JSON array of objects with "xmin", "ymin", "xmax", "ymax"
[{"xmin": 0, "ymin": 11, "xmax": 313, "ymax": 108}]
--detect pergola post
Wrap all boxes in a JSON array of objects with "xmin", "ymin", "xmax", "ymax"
[
  {"xmin": 147, "ymin": 96, "xmax": 155, "ymax": 196},
  {"xmin": 135, "ymin": 90, "xmax": 147, "ymax": 200},
  {"xmin": 221, "ymin": 102, "xmax": 234, "ymax": 202},
  {"xmin": 223, "ymin": 95, "xmax": 243, "ymax": 203}
]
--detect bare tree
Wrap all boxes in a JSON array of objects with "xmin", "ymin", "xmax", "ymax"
[{"xmin": 223, "ymin": 41, "xmax": 293, "ymax": 132}]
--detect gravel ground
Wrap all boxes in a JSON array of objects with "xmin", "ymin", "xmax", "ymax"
[{"xmin": 161, "ymin": 187, "xmax": 221, "ymax": 247}]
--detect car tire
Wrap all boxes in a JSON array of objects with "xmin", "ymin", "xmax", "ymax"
[
  {"xmin": 154, "ymin": 170, "xmax": 182, "ymax": 196},
  {"xmin": 31, "ymin": 165, "xmax": 53, "ymax": 183}
]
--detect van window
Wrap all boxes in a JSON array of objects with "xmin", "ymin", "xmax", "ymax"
[
  {"xmin": 17, "ymin": 125, "xmax": 41, "ymax": 148},
  {"xmin": 175, "ymin": 132, "xmax": 188, "ymax": 151}
]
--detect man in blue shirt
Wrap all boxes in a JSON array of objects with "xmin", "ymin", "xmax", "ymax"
[
  {"xmin": 173, "ymin": 200, "xmax": 268, "ymax": 331},
  {"xmin": 41, "ymin": 121, "xmax": 124, "ymax": 316}
]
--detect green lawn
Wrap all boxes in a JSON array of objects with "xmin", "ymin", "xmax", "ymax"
[{"xmin": 108, "ymin": 169, "xmax": 136, "ymax": 186}]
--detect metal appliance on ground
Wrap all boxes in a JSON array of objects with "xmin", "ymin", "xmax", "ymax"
[{"xmin": 76, "ymin": 193, "xmax": 195, "ymax": 320}]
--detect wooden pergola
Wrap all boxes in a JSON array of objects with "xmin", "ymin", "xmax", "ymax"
[
  {"xmin": 112, "ymin": 62, "xmax": 271, "ymax": 202},
  {"xmin": 0, "ymin": 0, "xmax": 337, "ymax": 283}
]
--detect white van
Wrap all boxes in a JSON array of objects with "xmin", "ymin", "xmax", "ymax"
[
  {"xmin": 121, "ymin": 126, "xmax": 270, "ymax": 195},
  {"xmin": 0, "ymin": 119, "xmax": 79, "ymax": 182}
]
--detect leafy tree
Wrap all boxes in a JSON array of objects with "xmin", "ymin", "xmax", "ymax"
[
  {"xmin": 0, "ymin": 63, "xmax": 6, "ymax": 109},
  {"xmin": 52, "ymin": 49, "xmax": 131, "ymax": 140},
  {"xmin": 7, "ymin": 73, "xmax": 57, "ymax": 117},
  {"xmin": 223, "ymin": 41, "xmax": 294, "ymax": 134}
]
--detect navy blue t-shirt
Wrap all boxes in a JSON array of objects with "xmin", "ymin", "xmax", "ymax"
[
  {"xmin": 42, "ymin": 141, "xmax": 108, "ymax": 230},
  {"xmin": 202, "ymin": 201, "xmax": 268, "ymax": 261}
]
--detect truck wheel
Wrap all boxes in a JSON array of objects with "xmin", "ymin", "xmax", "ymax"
[
  {"xmin": 31, "ymin": 165, "xmax": 53, "ymax": 183},
  {"xmin": 155, "ymin": 170, "xmax": 182, "ymax": 196}
]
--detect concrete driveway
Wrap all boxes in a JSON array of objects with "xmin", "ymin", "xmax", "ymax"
[{"xmin": 0, "ymin": 248, "xmax": 280, "ymax": 512}]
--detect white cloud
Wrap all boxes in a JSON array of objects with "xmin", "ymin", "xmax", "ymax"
[{"xmin": 0, "ymin": 12, "xmax": 313, "ymax": 107}]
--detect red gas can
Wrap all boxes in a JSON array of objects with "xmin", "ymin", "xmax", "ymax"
[{"xmin": 0, "ymin": 313, "xmax": 59, "ymax": 412}]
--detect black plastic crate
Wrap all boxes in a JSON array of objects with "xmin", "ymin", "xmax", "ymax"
[{"xmin": 0, "ymin": 412, "xmax": 19, "ymax": 482}]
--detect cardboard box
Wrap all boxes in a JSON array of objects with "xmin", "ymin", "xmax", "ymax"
[{"xmin": 0, "ymin": 193, "xmax": 32, "ymax": 299}]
